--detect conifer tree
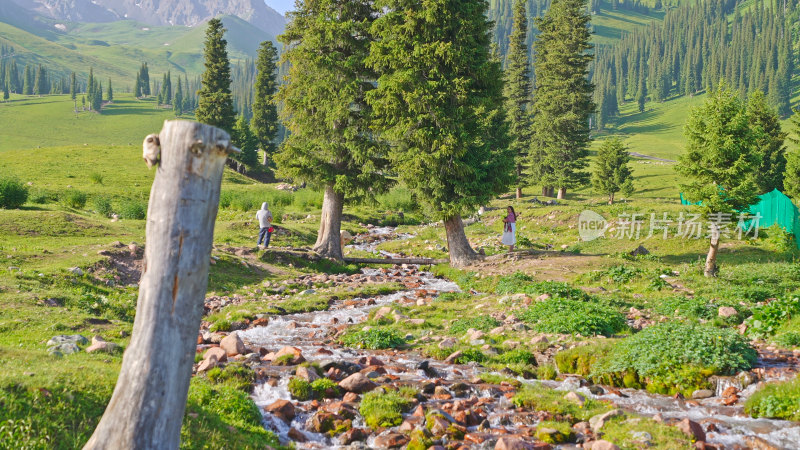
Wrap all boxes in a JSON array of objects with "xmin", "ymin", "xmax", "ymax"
[
  {"xmin": 70, "ymin": 72, "xmax": 77, "ymax": 100},
  {"xmin": 33, "ymin": 65, "xmax": 45, "ymax": 95},
  {"xmin": 107, "ymin": 78, "xmax": 113, "ymax": 102},
  {"xmin": 636, "ymin": 70, "xmax": 646, "ymax": 112},
  {"xmin": 8, "ymin": 61, "xmax": 19, "ymax": 94},
  {"xmin": 504, "ymin": 0, "xmax": 532, "ymax": 199},
  {"xmin": 135, "ymin": 72, "xmax": 142, "ymax": 98},
  {"xmin": 783, "ymin": 107, "xmax": 800, "ymax": 202},
  {"xmin": 92, "ymin": 81, "xmax": 103, "ymax": 111},
  {"xmin": 2, "ymin": 81, "xmax": 8, "ymax": 101},
  {"xmin": 156, "ymin": 92, "xmax": 163, "ymax": 106},
  {"xmin": 529, "ymin": 0, "xmax": 595, "ymax": 199},
  {"xmin": 277, "ymin": 0, "xmax": 390, "ymax": 260},
  {"xmin": 368, "ymin": 0, "xmax": 512, "ymax": 266},
  {"xmin": 592, "ymin": 137, "xmax": 634, "ymax": 204},
  {"xmin": 22, "ymin": 65, "xmax": 32, "ymax": 95},
  {"xmin": 232, "ymin": 114, "xmax": 259, "ymax": 167},
  {"xmin": 174, "ymin": 77, "xmax": 183, "ymax": 116},
  {"xmin": 196, "ymin": 18, "xmax": 236, "ymax": 134},
  {"xmin": 140, "ymin": 63, "xmax": 150, "ymax": 96},
  {"xmin": 677, "ymin": 83, "xmax": 762, "ymax": 277},
  {"xmin": 251, "ymin": 40, "xmax": 279, "ymax": 168},
  {"xmin": 747, "ymin": 91, "xmax": 786, "ymax": 194}
]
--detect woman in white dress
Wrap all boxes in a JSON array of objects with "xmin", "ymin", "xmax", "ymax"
[{"xmin": 501, "ymin": 206, "xmax": 518, "ymax": 252}]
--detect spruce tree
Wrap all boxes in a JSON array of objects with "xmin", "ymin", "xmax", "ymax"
[
  {"xmin": 636, "ymin": 70, "xmax": 646, "ymax": 112},
  {"xmin": 2, "ymin": 81, "xmax": 8, "ymax": 101},
  {"xmin": 592, "ymin": 137, "xmax": 634, "ymax": 204},
  {"xmin": 529, "ymin": 0, "xmax": 595, "ymax": 199},
  {"xmin": 277, "ymin": 0, "xmax": 390, "ymax": 260},
  {"xmin": 107, "ymin": 78, "xmax": 113, "ymax": 102},
  {"xmin": 174, "ymin": 77, "xmax": 183, "ymax": 116},
  {"xmin": 70, "ymin": 72, "xmax": 77, "ymax": 100},
  {"xmin": 92, "ymin": 81, "xmax": 103, "ymax": 111},
  {"xmin": 784, "ymin": 107, "xmax": 800, "ymax": 202},
  {"xmin": 677, "ymin": 83, "xmax": 762, "ymax": 276},
  {"xmin": 368, "ymin": 0, "xmax": 512, "ymax": 266},
  {"xmin": 135, "ymin": 72, "xmax": 142, "ymax": 98},
  {"xmin": 141, "ymin": 63, "xmax": 150, "ymax": 96},
  {"xmin": 504, "ymin": 0, "xmax": 532, "ymax": 199},
  {"xmin": 33, "ymin": 65, "xmax": 44, "ymax": 96},
  {"xmin": 22, "ymin": 65, "xmax": 32, "ymax": 95},
  {"xmin": 232, "ymin": 114, "xmax": 259, "ymax": 167},
  {"xmin": 747, "ymin": 91, "xmax": 786, "ymax": 193},
  {"xmin": 251, "ymin": 40, "xmax": 279, "ymax": 168},
  {"xmin": 195, "ymin": 18, "xmax": 236, "ymax": 133}
]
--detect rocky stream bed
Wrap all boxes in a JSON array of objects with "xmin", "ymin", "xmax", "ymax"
[{"xmin": 193, "ymin": 228, "xmax": 800, "ymax": 449}]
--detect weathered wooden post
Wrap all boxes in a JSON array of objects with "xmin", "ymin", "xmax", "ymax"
[{"xmin": 84, "ymin": 120, "xmax": 238, "ymax": 449}]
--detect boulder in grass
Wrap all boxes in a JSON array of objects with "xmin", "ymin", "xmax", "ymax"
[{"xmin": 220, "ymin": 333, "xmax": 246, "ymax": 357}]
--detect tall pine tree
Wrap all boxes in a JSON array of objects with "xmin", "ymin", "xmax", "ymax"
[
  {"xmin": 747, "ymin": 90, "xmax": 786, "ymax": 193},
  {"xmin": 504, "ymin": 0, "xmax": 532, "ymax": 199},
  {"xmin": 368, "ymin": 0, "xmax": 513, "ymax": 266},
  {"xmin": 174, "ymin": 77, "xmax": 183, "ymax": 116},
  {"xmin": 196, "ymin": 19, "xmax": 236, "ymax": 134},
  {"xmin": 251, "ymin": 40, "xmax": 280, "ymax": 169},
  {"xmin": 107, "ymin": 78, "xmax": 113, "ymax": 102},
  {"xmin": 529, "ymin": 0, "xmax": 595, "ymax": 199},
  {"xmin": 276, "ymin": 0, "xmax": 390, "ymax": 260},
  {"xmin": 70, "ymin": 72, "xmax": 77, "ymax": 100},
  {"xmin": 22, "ymin": 65, "xmax": 32, "ymax": 95},
  {"xmin": 783, "ymin": 107, "xmax": 800, "ymax": 202},
  {"xmin": 592, "ymin": 137, "xmax": 634, "ymax": 204}
]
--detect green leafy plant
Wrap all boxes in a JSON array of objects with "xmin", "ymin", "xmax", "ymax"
[
  {"xmin": 746, "ymin": 297, "xmax": 800, "ymax": 339},
  {"xmin": 89, "ymin": 172, "xmax": 104, "ymax": 184},
  {"xmin": 287, "ymin": 377, "xmax": 312, "ymax": 401},
  {"xmin": 92, "ymin": 196, "xmax": 113, "ymax": 217},
  {"xmin": 61, "ymin": 190, "xmax": 87, "ymax": 209},
  {"xmin": 745, "ymin": 375, "xmax": 800, "ymax": 421},
  {"xmin": 519, "ymin": 298, "xmax": 627, "ymax": 336},
  {"xmin": 449, "ymin": 315, "xmax": 500, "ymax": 335},
  {"xmin": 311, "ymin": 378, "xmax": 340, "ymax": 398},
  {"xmin": 0, "ymin": 177, "xmax": 29, "ymax": 209},
  {"xmin": 359, "ymin": 389, "xmax": 413, "ymax": 429},
  {"xmin": 342, "ymin": 328, "xmax": 405, "ymax": 349},
  {"xmin": 495, "ymin": 272, "xmax": 590, "ymax": 300},
  {"xmin": 118, "ymin": 199, "xmax": 146, "ymax": 220}
]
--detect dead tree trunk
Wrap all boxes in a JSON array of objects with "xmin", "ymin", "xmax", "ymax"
[
  {"xmin": 313, "ymin": 183, "xmax": 344, "ymax": 260},
  {"xmin": 444, "ymin": 214, "xmax": 479, "ymax": 267},
  {"xmin": 84, "ymin": 120, "xmax": 237, "ymax": 450}
]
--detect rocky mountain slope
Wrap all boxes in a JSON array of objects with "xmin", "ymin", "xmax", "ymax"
[{"xmin": 7, "ymin": 0, "xmax": 285, "ymax": 36}]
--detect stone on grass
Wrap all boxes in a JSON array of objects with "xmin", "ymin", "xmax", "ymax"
[
  {"xmin": 438, "ymin": 338, "xmax": 458, "ymax": 349},
  {"xmin": 338, "ymin": 373, "xmax": 376, "ymax": 393},
  {"xmin": 197, "ymin": 355, "xmax": 220, "ymax": 372},
  {"xmin": 47, "ymin": 334, "xmax": 89, "ymax": 347},
  {"xmin": 718, "ymin": 306, "xmax": 737, "ymax": 318},
  {"xmin": 444, "ymin": 350, "xmax": 463, "ymax": 364},
  {"xmin": 203, "ymin": 347, "xmax": 228, "ymax": 363},
  {"xmin": 564, "ymin": 391, "xmax": 586, "ymax": 407},
  {"xmin": 85, "ymin": 335, "xmax": 120, "ymax": 354},
  {"xmin": 589, "ymin": 409, "xmax": 625, "ymax": 431},
  {"xmin": 48, "ymin": 342, "xmax": 81, "ymax": 357},
  {"xmin": 676, "ymin": 418, "xmax": 706, "ymax": 442},
  {"xmin": 296, "ymin": 365, "xmax": 320, "ymax": 382},
  {"xmin": 590, "ymin": 440, "xmax": 621, "ymax": 450},
  {"xmin": 220, "ymin": 333, "xmax": 246, "ymax": 356},
  {"xmin": 273, "ymin": 346, "xmax": 305, "ymax": 365}
]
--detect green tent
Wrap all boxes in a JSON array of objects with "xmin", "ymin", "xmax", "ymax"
[
  {"xmin": 740, "ymin": 189, "xmax": 800, "ymax": 248},
  {"xmin": 680, "ymin": 189, "xmax": 800, "ymax": 247}
]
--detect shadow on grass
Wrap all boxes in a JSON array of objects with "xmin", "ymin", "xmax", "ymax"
[{"xmin": 660, "ymin": 246, "xmax": 790, "ymax": 266}]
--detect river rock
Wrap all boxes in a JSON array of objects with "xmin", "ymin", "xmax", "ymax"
[
  {"xmin": 530, "ymin": 335, "xmax": 549, "ymax": 344},
  {"xmin": 265, "ymin": 399, "xmax": 295, "ymax": 424},
  {"xmin": 495, "ymin": 436, "xmax": 543, "ymax": 450},
  {"xmin": 718, "ymin": 306, "xmax": 737, "ymax": 318},
  {"xmin": 429, "ymin": 415, "xmax": 451, "ymax": 436},
  {"xmin": 48, "ymin": 343, "xmax": 81, "ymax": 357},
  {"xmin": 220, "ymin": 333, "xmax": 246, "ymax": 356},
  {"xmin": 439, "ymin": 337, "xmax": 458, "ymax": 349},
  {"xmin": 197, "ymin": 355, "xmax": 220, "ymax": 372},
  {"xmin": 589, "ymin": 440, "xmax": 620, "ymax": 450},
  {"xmin": 374, "ymin": 306, "xmax": 394, "ymax": 322},
  {"xmin": 339, "ymin": 427, "xmax": 368, "ymax": 445},
  {"xmin": 339, "ymin": 373, "xmax": 376, "ymax": 393},
  {"xmin": 691, "ymin": 389, "xmax": 714, "ymax": 399},
  {"xmin": 47, "ymin": 334, "xmax": 89, "ymax": 347},
  {"xmin": 203, "ymin": 347, "xmax": 228, "ymax": 363},
  {"xmin": 372, "ymin": 431, "xmax": 409, "ymax": 448},
  {"xmin": 743, "ymin": 436, "xmax": 781, "ymax": 450},
  {"xmin": 676, "ymin": 418, "xmax": 706, "ymax": 442},
  {"xmin": 296, "ymin": 365, "xmax": 320, "ymax": 382},
  {"xmin": 589, "ymin": 409, "xmax": 625, "ymax": 431},
  {"xmin": 85, "ymin": 336, "xmax": 119, "ymax": 354},
  {"xmin": 287, "ymin": 427, "xmax": 307, "ymax": 443},
  {"xmin": 273, "ymin": 346, "xmax": 305, "ymax": 365},
  {"xmin": 444, "ymin": 350, "xmax": 463, "ymax": 364}
]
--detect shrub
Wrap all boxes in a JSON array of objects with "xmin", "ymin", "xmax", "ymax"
[
  {"xmin": 206, "ymin": 363, "xmax": 254, "ymax": 391},
  {"xmin": 745, "ymin": 376, "xmax": 800, "ymax": 421},
  {"xmin": 495, "ymin": 348, "xmax": 538, "ymax": 365},
  {"xmin": 652, "ymin": 296, "xmax": 716, "ymax": 320},
  {"xmin": 536, "ymin": 364, "xmax": 557, "ymax": 380},
  {"xmin": 92, "ymin": 196, "xmax": 113, "ymax": 217},
  {"xmin": 118, "ymin": 199, "xmax": 147, "ymax": 220},
  {"xmin": 454, "ymin": 348, "xmax": 487, "ymax": 364},
  {"xmin": 592, "ymin": 321, "xmax": 757, "ymax": 393},
  {"xmin": 359, "ymin": 389, "xmax": 413, "ymax": 429},
  {"xmin": 311, "ymin": 378, "xmax": 340, "ymax": 398},
  {"xmin": 512, "ymin": 384, "xmax": 610, "ymax": 421},
  {"xmin": 89, "ymin": 172, "xmax": 104, "ymax": 184},
  {"xmin": 519, "ymin": 298, "xmax": 627, "ymax": 336},
  {"xmin": 342, "ymin": 328, "xmax": 405, "ymax": 349},
  {"xmin": 495, "ymin": 272, "xmax": 589, "ymax": 300},
  {"xmin": 28, "ymin": 188, "xmax": 51, "ymax": 204},
  {"xmin": 746, "ymin": 297, "xmax": 800, "ymax": 339},
  {"xmin": 555, "ymin": 341, "xmax": 617, "ymax": 376},
  {"xmin": 62, "ymin": 190, "xmax": 87, "ymax": 209},
  {"xmin": 598, "ymin": 265, "xmax": 642, "ymax": 283},
  {"xmin": 449, "ymin": 315, "xmax": 501, "ymax": 335},
  {"xmin": 287, "ymin": 377, "xmax": 312, "ymax": 401},
  {"xmin": 0, "ymin": 177, "xmax": 29, "ymax": 208}
]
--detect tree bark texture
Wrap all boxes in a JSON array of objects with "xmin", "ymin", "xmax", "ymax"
[
  {"xmin": 444, "ymin": 214, "xmax": 479, "ymax": 267},
  {"xmin": 705, "ymin": 223, "xmax": 720, "ymax": 277},
  {"xmin": 313, "ymin": 183, "xmax": 345, "ymax": 260},
  {"xmin": 84, "ymin": 120, "xmax": 236, "ymax": 450},
  {"xmin": 516, "ymin": 164, "xmax": 522, "ymax": 199},
  {"xmin": 557, "ymin": 187, "xmax": 567, "ymax": 199}
]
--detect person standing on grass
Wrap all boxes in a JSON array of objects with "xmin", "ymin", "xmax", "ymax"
[
  {"xmin": 501, "ymin": 206, "xmax": 518, "ymax": 252},
  {"xmin": 256, "ymin": 202, "xmax": 274, "ymax": 248}
]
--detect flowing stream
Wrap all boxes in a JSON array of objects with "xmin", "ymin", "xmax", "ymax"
[{"xmin": 235, "ymin": 228, "xmax": 800, "ymax": 449}]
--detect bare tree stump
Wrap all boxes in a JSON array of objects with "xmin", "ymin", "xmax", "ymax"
[{"xmin": 84, "ymin": 120, "xmax": 238, "ymax": 449}]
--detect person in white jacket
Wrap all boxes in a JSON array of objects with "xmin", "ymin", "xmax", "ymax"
[{"xmin": 256, "ymin": 202, "xmax": 274, "ymax": 248}]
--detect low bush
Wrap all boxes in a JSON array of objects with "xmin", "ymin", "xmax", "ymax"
[
  {"xmin": 519, "ymin": 298, "xmax": 627, "ymax": 336},
  {"xmin": 359, "ymin": 389, "xmax": 413, "ymax": 429},
  {"xmin": 341, "ymin": 328, "xmax": 405, "ymax": 349},
  {"xmin": 61, "ymin": 190, "xmax": 87, "ymax": 209},
  {"xmin": 0, "ymin": 177, "xmax": 29, "ymax": 209},
  {"xmin": 495, "ymin": 348, "xmax": 538, "ymax": 365},
  {"xmin": 555, "ymin": 341, "xmax": 617, "ymax": 376},
  {"xmin": 311, "ymin": 378, "xmax": 340, "ymax": 398},
  {"xmin": 287, "ymin": 377, "xmax": 312, "ymax": 401},
  {"xmin": 449, "ymin": 315, "xmax": 500, "ymax": 335},
  {"xmin": 495, "ymin": 272, "xmax": 590, "ymax": 300},
  {"xmin": 512, "ymin": 384, "xmax": 610, "ymax": 421},
  {"xmin": 745, "ymin": 297, "xmax": 800, "ymax": 339},
  {"xmin": 206, "ymin": 363, "xmax": 255, "ymax": 392},
  {"xmin": 745, "ymin": 375, "xmax": 800, "ymax": 421},
  {"xmin": 89, "ymin": 172, "xmax": 104, "ymax": 185},
  {"xmin": 592, "ymin": 321, "xmax": 757, "ymax": 395},
  {"xmin": 652, "ymin": 296, "xmax": 716, "ymax": 320},
  {"xmin": 92, "ymin": 196, "xmax": 113, "ymax": 217},
  {"xmin": 594, "ymin": 265, "xmax": 642, "ymax": 283},
  {"xmin": 118, "ymin": 199, "xmax": 147, "ymax": 220}
]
